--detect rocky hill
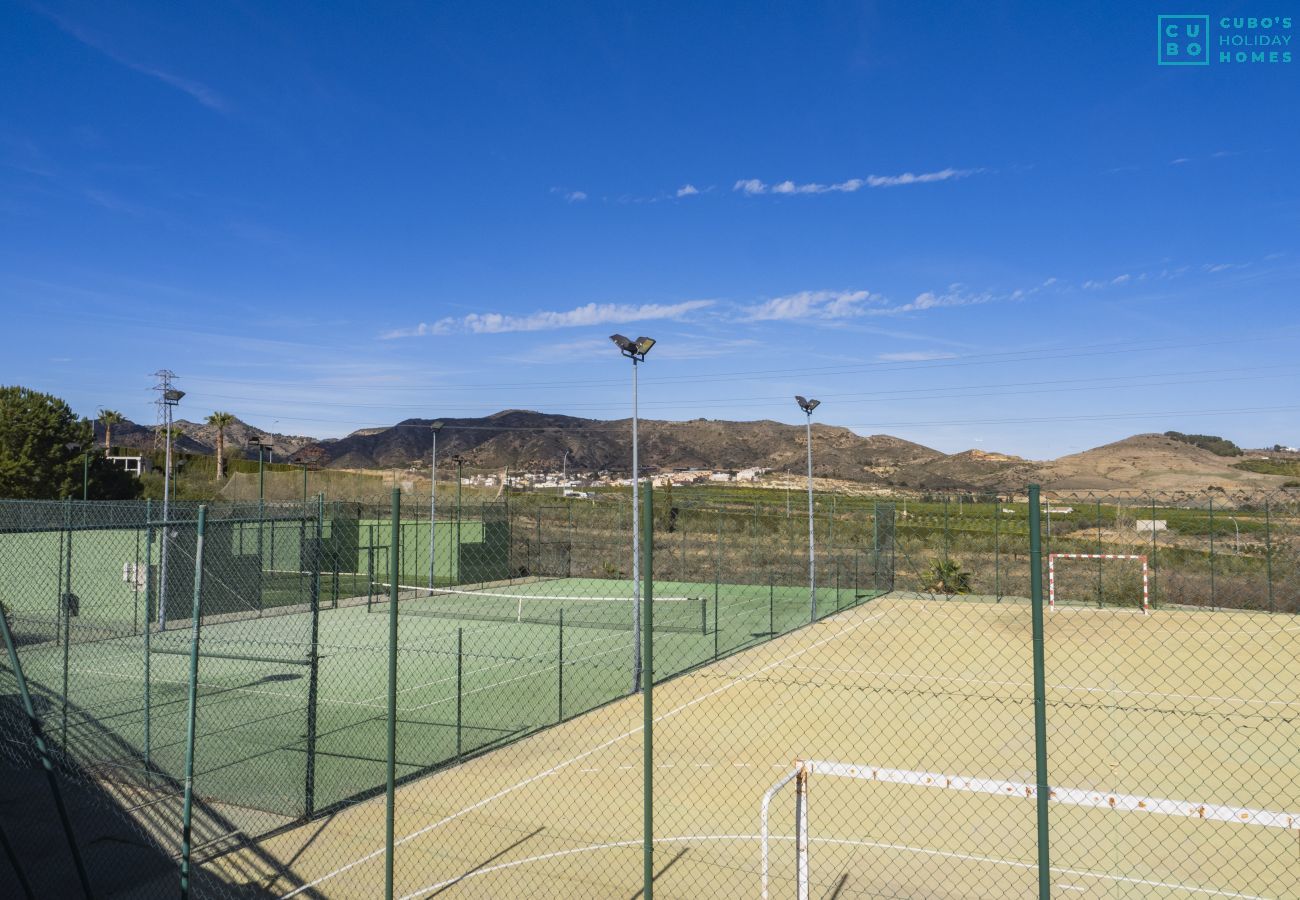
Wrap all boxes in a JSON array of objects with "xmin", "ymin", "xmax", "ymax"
[{"xmin": 89, "ymin": 410, "xmax": 1295, "ymax": 494}]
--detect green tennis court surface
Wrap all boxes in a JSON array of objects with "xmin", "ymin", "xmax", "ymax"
[{"xmin": 8, "ymin": 574, "xmax": 882, "ymax": 831}]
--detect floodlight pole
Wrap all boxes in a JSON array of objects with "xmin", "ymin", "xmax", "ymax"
[
  {"xmin": 610, "ymin": 334, "xmax": 655, "ymax": 693},
  {"xmin": 800, "ymin": 401, "xmax": 818, "ymax": 620},
  {"xmin": 81, "ymin": 451, "xmax": 89, "ymax": 501},
  {"xmin": 429, "ymin": 423, "xmax": 442, "ymax": 590},
  {"xmin": 157, "ymin": 379, "xmax": 183, "ymax": 630},
  {"xmin": 631, "ymin": 356, "xmax": 641, "ymax": 691}
]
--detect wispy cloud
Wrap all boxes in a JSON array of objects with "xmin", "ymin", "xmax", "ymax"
[
  {"xmin": 381, "ymin": 299, "xmax": 714, "ymax": 338},
  {"xmin": 745, "ymin": 280, "xmax": 1052, "ymax": 323},
  {"xmin": 549, "ymin": 187, "xmax": 589, "ymax": 202},
  {"xmin": 876, "ymin": 350, "xmax": 958, "ymax": 362},
  {"xmin": 734, "ymin": 167, "xmax": 979, "ymax": 196},
  {"xmin": 33, "ymin": 5, "xmax": 227, "ymax": 112},
  {"xmin": 676, "ymin": 184, "xmax": 700, "ymax": 197},
  {"xmin": 745, "ymin": 290, "xmax": 881, "ymax": 321}
]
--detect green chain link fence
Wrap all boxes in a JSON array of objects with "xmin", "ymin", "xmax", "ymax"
[{"xmin": 2, "ymin": 486, "xmax": 1296, "ymax": 897}]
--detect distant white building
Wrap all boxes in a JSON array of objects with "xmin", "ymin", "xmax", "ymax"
[
  {"xmin": 709, "ymin": 472, "xmax": 733, "ymax": 482},
  {"xmin": 735, "ymin": 467, "xmax": 769, "ymax": 482}
]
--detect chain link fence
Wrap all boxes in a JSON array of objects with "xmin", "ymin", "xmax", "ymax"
[{"xmin": 2, "ymin": 487, "xmax": 1296, "ymax": 897}]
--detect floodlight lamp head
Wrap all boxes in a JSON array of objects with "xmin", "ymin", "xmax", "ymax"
[
  {"xmin": 795, "ymin": 396, "xmax": 820, "ymax": 414},
  {"xmin": 430, "ymin": 421, "xmax": 444, "ymax": 432},
  {"xmin": 610, "ymin": 333, "xmax": 654, "ymax": 360},
  {"xmin": 163, "ymin": 389, "xmax": 185, "ymax": 404},
  {"xmin": 66, "ymin": 441, "xmax": 82, "ymax": 452}
]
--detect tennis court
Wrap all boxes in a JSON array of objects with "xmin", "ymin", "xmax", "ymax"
[
  {"xmin": 7, "ymin": 571, "xmax": 882, "ymax": 835},
  {"xmin": 202, "ymin": 594, "xmax": 1300, "ymax": 898}
]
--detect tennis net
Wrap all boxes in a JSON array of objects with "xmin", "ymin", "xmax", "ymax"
[{"xmin": 373, "ymin": 584, "xmax": 710, "ymax": 634}]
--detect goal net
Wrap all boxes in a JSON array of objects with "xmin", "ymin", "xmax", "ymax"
[{"xmin": 1048, "ymin": 553, "xmax": 1149, "ymax": 614}]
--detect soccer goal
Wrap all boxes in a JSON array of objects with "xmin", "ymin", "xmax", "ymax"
[{"xmin": 1048, "ymin": 553, "xmax": 1148, "ymax": 614}]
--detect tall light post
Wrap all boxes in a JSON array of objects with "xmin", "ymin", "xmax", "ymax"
[
  {"xmin": 1230, "ymin": 516, "xmax": 1240, "ymax": 553},
  {"xmin": 159, "ymin": 387, "xmax": 184, "ymax": 628},
  {"xmin": 562, "ymin": 449, "xmax": 570, "ymax": 484},
  {"xmin": 451, "ymin": 454, "xmax": 465, "ymax": 583},
  {"xmin": 796, "ymin": 396, "xmax": 820, "ymax": 620},
  {"xmin": 429, "ymin": 422, "xmax": 443, "ymax": 590},
  {"xmin": 250, "ymin": 438, "xmax": 271, "ymax": 586},
  {"xmin": 611, "ymin": 334, "xmax": 656, "ymax": 692}
]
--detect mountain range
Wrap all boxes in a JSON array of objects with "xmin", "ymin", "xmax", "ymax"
[{"xmin": 90, "ymin": 410, "xmax": 1295, "ymax": 494}]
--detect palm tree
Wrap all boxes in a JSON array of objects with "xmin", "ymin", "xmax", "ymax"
[
  {"xmin": 98, "ymin": 409, "xmax": 125, "ymax": 457},
  {"xmin": 206, "ymin": 411, "xmax": 237, "ymax": 480}
]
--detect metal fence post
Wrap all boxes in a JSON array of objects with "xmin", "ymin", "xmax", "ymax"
[
  {"xmin": 1208, "ymin": 497, "xmax": 1216, "ymax": 610},
  {"xmin": 456, "ymin": 627, "xmax": 463, "ymax": 759},
  {"xmin": 641, "ymin": 479, "xmax": 654, "ymax": 900},
  {"xmin": 305, "ymin": 495, "xmax": 323, "ymax": 818},
  {"xmin": 557, "ymin": 610, "xmax": 565, "ymax": 723},
  {"xmin": 179, "ymin": 505, "xmax": 208, "ymax": 900},
  {"xmin": 994, "ymin": 498, "xmax": 1001, "ymax": 601},
  {"xmin": 143, "ymin": 499, "xmax": 153, "ymax": 779},
  {"xmin": 1150, "ymin": 497, "xmax": 1159, "ymax": 609},
  {"xmin": 385, "ymin": 487, "xmax": 400, "ymax": 900},
  {"xmin": 1028, "ymin": 484, "xmax": 1051, "ymax": 900},
  {"xmin": 1264, "ymin": 498, "xmax": 1274, "ymax": 612},
  {"xmin": 0, "ymin": 574, "xmax": 93, "ymax": 899}
]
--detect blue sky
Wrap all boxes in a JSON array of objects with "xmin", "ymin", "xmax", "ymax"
[{"xmin": 2, "ymin": 1, "xmax": 1297, "ymax": 458}]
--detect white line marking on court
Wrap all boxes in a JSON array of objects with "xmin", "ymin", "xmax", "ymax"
[
  {"xmin": 1057, "ymin": 884, "xmax": 1087, "ymax": 893},
  {"xmin": 278, "ymin": 607, "xmax": 897, "ymax": 898},
  {"xmin": 395, "ymin": 834, "xmax": 1271, "ymax": 900}
]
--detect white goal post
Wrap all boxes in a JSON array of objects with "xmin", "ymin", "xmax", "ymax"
[
  {"xmin": 1048, "ymin": 553, "xmax": 1148, "ymax": 614},
  {"xmin": 761, "ymin": 758, "xmax": 1296, "ymax": 899}
]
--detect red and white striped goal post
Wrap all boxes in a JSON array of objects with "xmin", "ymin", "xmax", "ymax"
[{"xmin": 1048, "ymin": 553, "xmax": 1149, "ymax": 615}]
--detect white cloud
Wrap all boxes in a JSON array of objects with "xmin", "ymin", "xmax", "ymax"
[
  {"xmin": 1111, "ymin": 273, "xmax": 1131, "ymax": 285},
  {"xmin": 876, "ymin": 351, "xmax": 959, "ymax": 362},
  {"xmin": 734, "ymin": 168, "xmax": 978, "ymax": 196},
  {"xmin": 745, "ymin": 290, "xmax": 879, "ymax": 321},
  {"xmin": 381, "ymin": 299, "xmax": 713, "ymax": 338},
  {"xmin": 1170, "ymin": 158, "xmax": 1192, "ymax": 165},
  {"xmin": 676, "ymin": 184, "xmax": 699, "ymax": 197},
  {"xmin": 566, "ymin": 190, "xmax": 587, "ymax": 202}
]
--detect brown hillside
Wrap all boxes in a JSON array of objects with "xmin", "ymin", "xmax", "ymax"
[{"xmin": 1038, "ymin": 433, "xmax": 1288, "ymax": 493}]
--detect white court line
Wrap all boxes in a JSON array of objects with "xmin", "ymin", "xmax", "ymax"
[
  {"xmin": 779, "ymin": 664, "xmax": 1300, "ymax": 710},
  {"xmin": 396, "ymin": 834, "xmax": 1271, "ymax": 900},
  {"xmin": 277, "ymin": 607, "xmax": 898, "ymax": 897}
]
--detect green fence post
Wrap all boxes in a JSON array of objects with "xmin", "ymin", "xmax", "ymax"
[
  {"xmin": 384, "ymin": 487, "xmax": 400, "ymax": 900},
  {"xmin": 305, "ymin": 495, "xmax": 323, "ymax": 818},
  {"xmin": 557, "ymin": 610, "xmax": 565, "ymax": 722},
  {"xmin": 61, "ymin": 498, "xmax": 73, "ymax": 747},
  {"xmin": 1028, "ymin": 485, "xmax": 1051, "ymax": 900},
  {"xmin": 641, "ymin": 479, "xmax": 654, "ymax": 900},
  {"xmin": 1150, "ymin": 497, "xmax": 1158, "ymax": 609},
  {"xmin": 179, "ymin": 505, "xmax": 208, "ymax": 900},
  {"xmin": 143, "ymin": 499, "xmax": 153, "ymax": 779},
  {"xmin": 873, "ymin": 502, "xmax": 883, "ymax": 593},
  {"xmin": 994, "ymin": 498, "xmax": 1001, "ymax": 602},
  {"xmin": 456, "ymin": 627, "xmax": 463, "ymax": 759},
  {"xmin": 942, "ymin": 495, "xmax": 950, "ymax": 563},
  {"xmin": 1208, "ymin": 497, "xmax": 1216, "ymax": 611},
  {"xmin": 0, "ymin": 571, "xmax": 94, "ymax": 899},
  {"xmin": 759, "ymin": 572, "xmax": 769, "ymax": 637},
  {"xmin": 1095, "ymin": 498, "xmax": 1103, "ymax": 608},
  {"xmin": 1264, "ymin": 498, "xmax": 1274, "ymax": 613},
  {"xmin": 0, "ymin": 821, "xmax": 33, "ymax": 899},
  {"xmin": 367, "ymin": 524, "xmax": 375, "ymax": 612}
]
